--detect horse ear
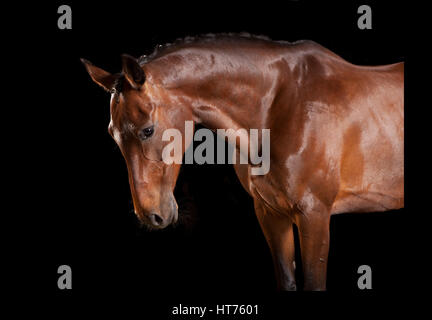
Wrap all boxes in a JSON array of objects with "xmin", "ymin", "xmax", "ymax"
[
  {"xmin": 121, "ymin": 54, "xmax": 145, "ymax": 89},
  {"xmin": 80, "ymin": 58, "xmax": 116, "ymax": 92}
]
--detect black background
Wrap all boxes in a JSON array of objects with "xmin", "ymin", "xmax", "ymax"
[{"xmin": 13, "ymin": 0, "xmax": 417, "ymax": 317}]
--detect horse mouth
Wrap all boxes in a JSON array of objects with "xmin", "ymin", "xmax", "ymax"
[{"xmin": 172, "ymin": 211, "xmax": 179, "ymax": 224}]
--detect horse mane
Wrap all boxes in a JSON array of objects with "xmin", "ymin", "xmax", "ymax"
[{"xmin": 136, "ymin": 32, "xmax": 296, "ymax": 66}]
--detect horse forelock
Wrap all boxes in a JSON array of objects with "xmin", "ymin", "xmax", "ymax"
[{"xmin": 108, "ymin": 73, "xmax": 125, "ymax": 103}]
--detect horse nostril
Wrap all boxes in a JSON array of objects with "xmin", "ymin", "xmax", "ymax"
[{"xmin": 149, "ymin": 213, "xmax": 164, "ymax": 226}]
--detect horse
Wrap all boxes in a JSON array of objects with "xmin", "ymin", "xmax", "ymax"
[{"xmin": 81, "ymin": 34, "xmax": 404, "ymax": 291}]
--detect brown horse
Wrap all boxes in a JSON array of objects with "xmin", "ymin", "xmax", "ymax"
[{"xmin": 81, "ymin": 34, "xmax": 404, "ymax": 291}]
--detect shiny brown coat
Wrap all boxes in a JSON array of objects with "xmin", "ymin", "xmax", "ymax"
[{"xmin": 82, "ymin": 35, "xmax": 404, "ymax": 291}]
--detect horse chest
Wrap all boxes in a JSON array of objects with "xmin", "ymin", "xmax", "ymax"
[
  {"xmin": 251, "ymin": 178, "xmax": 295, "ymax": 213},
  {"xmin": 231, "ymin": 162, "xmax": 294, "ymax": 214}
]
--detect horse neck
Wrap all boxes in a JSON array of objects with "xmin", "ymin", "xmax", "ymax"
[
  {"xmin": 151, "ymin": 47, "xmax": 293, "ymax": 132},
  {"xmin": 192, "ymin": 58, "xmax": 276, "ymax": 131}
]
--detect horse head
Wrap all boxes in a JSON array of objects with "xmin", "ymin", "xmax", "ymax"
[{"xmin": 81, "ymin": 54, "xmax": 193, "ymax": 229}]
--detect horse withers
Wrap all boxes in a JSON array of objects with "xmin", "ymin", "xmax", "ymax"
[{"xmin": 81, "ymin": 34, "xmax": 404, "ymax": 291}]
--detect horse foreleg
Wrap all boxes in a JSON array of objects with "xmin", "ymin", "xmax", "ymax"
[
  {"xmin": 295, "ymin": 211, "xmax": 330, "ymax": 291},
  {"xmin": 254, "ymin": 201, "xmax": 297, "ymax": 291}
]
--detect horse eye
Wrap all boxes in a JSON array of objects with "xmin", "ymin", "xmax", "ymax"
[{"xmin": 138, "ymin": 125, "xmax": 154, "ymax": 140}]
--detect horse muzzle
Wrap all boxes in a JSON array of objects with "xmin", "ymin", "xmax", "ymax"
[{"xmin": 138, "ymin": 196, "xmax": 178, "ymax": 229}]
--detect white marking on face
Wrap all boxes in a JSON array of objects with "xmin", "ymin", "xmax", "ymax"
[{"xmin": 113, "ymin": 127, "xmax": 122, "ymax": 145}]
